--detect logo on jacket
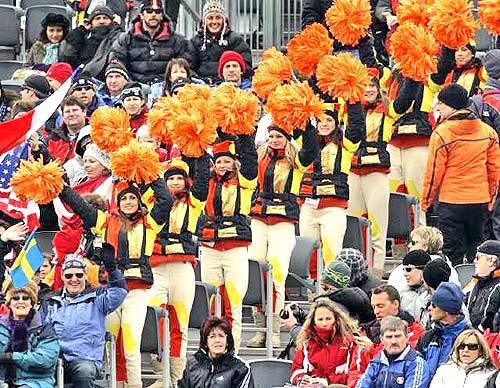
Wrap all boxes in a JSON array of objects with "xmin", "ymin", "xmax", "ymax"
[{"xmin": 396, "ymin": 377, "xmax": 404, "ymax": 384}]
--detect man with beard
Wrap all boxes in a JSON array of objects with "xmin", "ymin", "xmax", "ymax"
[
  {"xmin": 110, "ymin": 0, "xmax": 191, "ymax": 84},
  {"xmin": 60, "ymin": 6, "xmax": 123, "ymax": 74}
]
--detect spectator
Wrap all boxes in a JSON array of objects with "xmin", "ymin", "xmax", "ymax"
[
  {"xmin": 178, "ymin": 317, "xmax": 250, "ymax": 388},
  {"xmin": 60, "ymin": 126, "xmax": 91, "ymax": 187},
  {"xmin": 85, "ymin": 0, "xmax": 126, "ymax": 25},
  {"xmin": 356, "ymin": 316, "xmax": 430, "ymax": 388},
  {"xmin": 110, "ymin": 0, "xmax": 191, "ymax": 84},
  {"xmin": 290, "ymin": 298, "xmax": 360, "ymax": 386},
  {"xmin": 75, "ymin": 143, "xmax": 113, "ymax": 199},
  {"xmin": 466, "ymin": 240, "xmax": 500, "ymax": 332},
  {"xmin": 20, "ymin": 75, "xmax": 51, "ymax": 105},
  {"xmin": 47, "ymin": 96, "xmax": 87, "ymax": 164},
  {"xmin": 0, "ymin": 282, "xmax": 59, "ymax": 387},
  {"xmin": 10, "ymin": 101, "xmax": 34, "ymax": 119},
  {"xmin": 318, "ymin": 260, "xmax": 375, "ymax": 324},
  {"xmin": 388, "ymin": 226, "xmax": 461, "ymax": 292},
  {"xmin": 0, "ymin": 81, "xmax": 18, "ymax": 122},
  {"xmin": 46, "ymin": 62, "xmax": 73, "ymax": 91},
  {"xmin": 399, "ymin": 250, "xmax": 432, "ymax": 322},
  {"xmin": 98, "ymin": 61, "xmax": 130, "ymax": 106},
  {"xmin": 121, "ymin": 82, "xmax": 148, "ymax": 133},
  {"xmin": 430, "ymin": 329, "xmax": 497, "ymax": 388},
  {"xmin": 26, "ymin": 13, "xmax": 70, "ymax": 66},
  {"xmin": 43, "ymin": 248, "xmax": 128, "ymax": 387},
  {"xmin": 417, "ymin": 282, "xmax": 469, "ymax": 376},
  {"xmin": 188, "ymin": 0, "xmax": 252, "ymax": 84},
  {"xmin": 71, "ymin": 77, "xmax": 107, "ymax": 117},
  {"xmin": 217, "ymin": 50, "xmax": 251, "ymax": 90},
  {"xmin": 336, "ymin": 248, "xmax": 383, "ymax": 298},
  {"xmin": 422, "ymin": 84, "xmax": 500, "ymax": 266},
  {"xmin": 61, "ymin": 6, "xmax": 123, "ymax": 71},
  {"xmin": 278, "ymin": 303, "xmax": 307, "ymax": 360}
]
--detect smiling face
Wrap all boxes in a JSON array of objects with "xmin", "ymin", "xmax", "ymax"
[
  {"xmin": 62, "ymin": 104, "xmax": 86, "ymax": 132},
  {"xmin": 205, "ymin": 13, "xmax": 224, "ymax": 34},
  {"xmin": 119, "ymin": 192, "xmax": 139, "ymax": 215},
  {"xmin": 316, "ymin": 115, "xmax": 336, "ymax": 136},
  {"xmin": 215, "ymin": 155, "xmax": 235, "ymax": 176},
  {"xmin": 166, "ymin": 174, "xmax": 186, "ymax": 194},
  {"xmin": 72, "ymin": 86, "xmax": 94, "ymax": 107},
  {"xmin": 83, "ymin": 156, "xmax": 107, "ymax": 179},
  {"xmin": 314, "ymin": 306, "xmax": 336, "ymax": 330},
  {"xmin": 455, "ymin": 46, "xmax": 474, "ymax": 67},
  {"xmin": 207, "ymin": 326, "xmax": 227, "ymax": 358},
  {"xmin": 46, "ymin": 25, "xmax": 64, "ymax": 43},
  {"xmin": 382, "ymin": 329, "xmax": 408, "ymax": 355},
  {"xmin": 268, "ymin": 130, "xmax": 288, "ymax": 150},
  {"xmin": 364, "ymin": 80, "xmax": 378, "ymax": 104},
  {"xmin": 10, "ymin": 292, "xmax": 33, "ymax": 319},
  {"xmin": 62, "ymin": 269, "xmax": 87, "ymax": 295}
]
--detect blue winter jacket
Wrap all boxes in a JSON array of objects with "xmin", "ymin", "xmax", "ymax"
[
  {"xmin": 42, "ymin": 269, "xmax": 127, "ymax": 369},
  {"xmin": 0, "ymin": 310, "xmax": 59, "ymax": 387},
  {"xmin": 356, "ymin": 346, "xmax": 430, "ymax": 388},
  {"xmin": 416, "ymin": 316, "xmax": 469, "ymax": 377}
]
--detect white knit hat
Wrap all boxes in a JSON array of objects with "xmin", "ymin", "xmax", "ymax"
[
  {"xmin": 83, "ymin": 143, "xmax": 110, "ymax": 169},
  {"xmin": 202, "ymin": 0, "xmax": 226, "ymax": 18}
]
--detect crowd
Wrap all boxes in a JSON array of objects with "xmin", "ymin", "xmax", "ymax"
[{"xmin": 0, "ymin": 0, "xmax": 498, "ymax": 387}]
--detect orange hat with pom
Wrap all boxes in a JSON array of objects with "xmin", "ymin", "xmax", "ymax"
[{"xmin": 213, "ymin": 140, "xmax": 236, "ymax": 160}]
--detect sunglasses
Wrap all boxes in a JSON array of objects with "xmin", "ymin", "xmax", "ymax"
[
  {"xmin": 11, "ymin": 295, "xmax": 31, "ymax": 301},
  {"xmin": 458, "ymin": 343, "xmax": 480, "ymax": 351},
  {"xmin": 74, "ymin": 86, "xmax": 93, "ymax": 92},
  {"xmin": 403, "ymin": 265, "xmax": 424, "ymax": 272},
  {"xmin": 64, "ymin": 273, "xmax": 85, "ymax": 280},
  {"xmin": 143, "ymin": 7, "xmax": 162, "ymax": 14},
  {"xmin": 408, "ymin": 239, "xmax": 418, "ymax": 246}
]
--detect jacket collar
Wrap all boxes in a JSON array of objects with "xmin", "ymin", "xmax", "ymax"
[{"xmin": 378, "ymin": 345, "xmax": 413, "ymax": 365}]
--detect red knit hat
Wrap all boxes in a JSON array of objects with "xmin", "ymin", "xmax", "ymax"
[
  {"xmin": 46, "ymin": 62, "xmax": 73, "ymax": 84},
  {"xmin": 218, "ymin": 51, "xmax": 246, "ymax": 77},
  {"xmin": 53, "ymin": 227, "xmax": 83, "ymax": 262}
]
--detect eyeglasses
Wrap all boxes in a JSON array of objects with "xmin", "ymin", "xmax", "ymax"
[
  {"xmin": 11, "ymin": 295, "xmax": 31, "ymax": 301},
  {"xmin": 64, "ymin": 273, "xmax": 85, "ymax": 280},
  {"xmin": 143, "ymin": 7, "xmax": 162, "ymax": 14},
  {"xmin": 403, "ymin": 265, "xmax": 424, "ymax": 272},
  {"xmin": 458, "ymin": 343, "xmax": 480, "ymax": 351}
]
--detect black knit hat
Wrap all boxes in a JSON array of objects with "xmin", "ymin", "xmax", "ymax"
[
  {"xmin": 423, "ymin": 258, "xmax": 451, "ymax": 290},
  {"xmin": 23, "ymin": 75, "xmax": 51, "ymax": 99},
  {"xmin": 41, "ymin": 13, "xmax": 70, "ymax": 32},
  {"xmin": 477, "ymin": 240, "xmax": 500, "ymax": 260},
  {"xmin": 437, "ymin": 84, "xmax": 469, "ymax": 110},
  {"xmin": 105, "ymin": 61, "xmax": 129, "ymax": 81},
  {"xmin": 88, "ymin": 5, "xmax": 114, "ymax": 22},
  {"xmin": 402, "ymin": 249, "xmax": 432, "ymax": 268}
]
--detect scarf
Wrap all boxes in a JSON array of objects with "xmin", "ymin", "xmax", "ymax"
[
  {"xmin": 43, "ymin": 43, "xmax": 60, "ymax": 65},
  {"xmin": 5, "ymin": 309, "xmax": 35, "ymax": 382}
]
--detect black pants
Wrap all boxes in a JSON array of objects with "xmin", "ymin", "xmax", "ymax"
[{"xmin": 438, "ymin": 202, "xmax": 488, "ymax": 266}]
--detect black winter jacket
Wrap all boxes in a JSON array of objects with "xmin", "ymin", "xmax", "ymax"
[
  {"xmin": 355, "ymin": 273, "xmax": 383, "ymax": 299},
  {"xmin": 110, "ymin": 20, "xmax": 191, "ymax": 84},
  {"xmin": 319, "ymin": 287, "xmax": 375, "ymax": 323},
  {"xmin": 178, "ymin": 349, "xmax": 250, "ymax": 388},
  {"xmin": 188, "ymin": 28, "xmax": 252, "ymax": 82},
  {"xmin": 301, "ymin": 0, "xmax": 333, "ymax": 28},
  {"xmin": 466, "ymin": 269, "xmax": 500, "ymax": 331}
]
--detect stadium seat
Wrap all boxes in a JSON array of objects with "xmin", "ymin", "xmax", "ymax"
[
  {"xmin": 25, "ymin": 5, "xmax": 70, "ymax": 47},
  {"xmin": 0, "ymin": 5, "xmax": 20, "ymax": 60},
  {"xmin": 475, "ymin": 27, "xmax": 493, "ymax": 52},
  {"xmin": 285, "ymin": 236, "xmax": 316, "ymax": 291},
  {"xmin": 0, "ymin": 0, "xmax": 15, "ymax": 7},
  {"xmin": 188, "ymin": 281, "xmax": 219, "ymax": 329},
  {"xmin": 249, "ymin": 358, "xmax": 292, "ymax": 388},
  {"xmin": 455, "ymin": 263, "xmax": 476, "ymax": 288},
  {"xmin": 34, "ymin": 230, "xmax": 57, "ymax": 255},
  {"xmin": 387, "ymin": 192, "xmax": 420, "ymax": 240},
  {"xmin": 21, "ymin": 0, "xmax": 65, "ymax": 8},
  {"xmin": 0, "ymin": 60, "xmax": 23, "ymax": 79}
]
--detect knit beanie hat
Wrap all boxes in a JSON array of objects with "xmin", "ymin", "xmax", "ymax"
[
  {"xmin": 121, "ymin": 82, "xmax": 145, "ymax": 100},
  {"xmin": 89, "ymin": 5, "xmax": 113, "ymax": 22},
  {"xmin": 218, "ymin": 50, "xmax": 246, "ymax": 77},
  {"xmin": 477, "ymin": 240, "xmax": 500, "ymax": 260},
  {"xmin": 105, "ymin": 61, "xmax": 129, "ymax": 81},
  {"xmin": 83, "ymin": 143, "xmax": 110, "ymax": 170},
  {"xmin": 62, "ymin": 253, "xmax": 87, "ymax": 271},
  {"xmin": 46, "ymin": 62, "xmax": 72, "ymax": 84},
  {"xmin": 23, "ymin": 75, "xmax": 50, "ymax": 99},
  {"xmin": 6, "ymin": 281, "xmax": 38, "ymax": 307},
  {"xmin": 402, "ymin": 249, "xmax": 432, "ymax": 268},
  {"xmin": 437, "ymin": 84, "xmax": 469, "ymax": 110},
  {"xmin": 423, "ymin": 258, "xmax": 451, "ymax": 290},
  {"xmin": 53, "ymin": 228, "xmax": 83, "ymax": 262},
  {"xmin": 336, "ymin": 248, "xmax": 367, "ymax": 285},
  {"xmin": 203, "ymin": 0, "xmax": 226, "ymax": 18},
  {"xmin": 483, "ymin": 49, "xmax": 500, "ymax": 79},
  {"xmin": 431, "ymin": 282, "xmax": 464, "ymax": 315},
  {"xmin": 322, "ymin": 261, "xmax": 351, "ymax": 289},
  {"xmin": 73, "ymin": 76, "xmax": 95, "ymax": 90}
]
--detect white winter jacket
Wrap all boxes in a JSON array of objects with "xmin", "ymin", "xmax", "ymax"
[{"xmin": 430, "ymin": 360, "xmax": 497, "ymax": 388}]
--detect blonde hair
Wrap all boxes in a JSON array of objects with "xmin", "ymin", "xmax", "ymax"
[
  {"xmin": 296, "ymin": 298, "xmax": 357, "ymax": 349},
  {"xmin": 257, "ymin": 140, "xmax": 298, "ymax": 169},
  {"xmin": 450, "ymin": 329, "xmax": 494, "ymax": 366},
  {"xmin": 411, "ymin": 226, "xmax": 444, "ymax": 255}
]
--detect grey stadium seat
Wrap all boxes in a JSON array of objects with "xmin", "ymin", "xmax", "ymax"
[
  {"xmin": 0, "ymin": 5, "xmax": 20, "ymax": 60},
  {"xmin": 0, "ymin": 60, "xmax": 23, "ymax": 80}
]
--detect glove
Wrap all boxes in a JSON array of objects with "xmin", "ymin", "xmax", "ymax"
[
  {"xmin": 0, "ymin": 353, "xmax": 12, "ymax": 363},
  {"xmin": 101, "ymin": 243, "xmax": 117, "ymax": 273}
]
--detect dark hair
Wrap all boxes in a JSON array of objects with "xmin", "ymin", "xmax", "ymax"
[
  {"xmin": 39, "ymin": 13, "xmax": 70, "ymax": 44},
  {"xmin": 164, "ymin": 58, "xmax": 192, "ymax": 96},
  {"xmin": 11, "ymin": 101, "xmax": 34, "ymax": 117},
  {"xmin": 199, "ymin": 316, "xmax": 234, "ymax": 354},
  {"xmin": 61, "ymin": 95, "xmax": 86, "ymax": 112},
  {"xmin": 372, "ymin": 284, "xmax": 401, "ymax": 304}
]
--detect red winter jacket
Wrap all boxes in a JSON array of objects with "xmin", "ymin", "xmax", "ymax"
[
  {"xmin": 291, "ymin": 327, "xmax": 360, "ymax": 385},
  {"xmin": 46, "ymin": 125, "xmax": 79, "ymax": 164}
]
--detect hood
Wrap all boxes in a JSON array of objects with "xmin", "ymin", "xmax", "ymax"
[{"xmin": 440, "ymin": 110, "xmax": 482, "ymax": 135}]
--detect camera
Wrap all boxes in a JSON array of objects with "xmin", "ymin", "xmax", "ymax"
[{"xmin": 279, "ymin": 303, "xmax": 306, "ymax": 325}]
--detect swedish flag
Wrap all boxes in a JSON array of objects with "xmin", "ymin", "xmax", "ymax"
[{"xmin": 10, "ymin": 230, "xmax": 44, "ymax": 289}]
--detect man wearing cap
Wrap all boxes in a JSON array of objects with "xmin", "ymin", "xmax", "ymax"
[
  {"xmin": 217, "ymin": 50, "xmax": 251, "ymax": 90},
  {"xmin": 43, "ymin": 245, "xmax": 127, "ymax": 388},
  {"xmin": 20, "ymin": 75, "xmax": 51, "ymax": 104},
  {"xmin": 110, "ymin": 0, "xmax": 191, "ymax": 84},
  {"xmin": 466, "ymin": 240, "xmax": 500, "ymax": 332},
  {"xmin": 417, "ymin": 282, "xmax": 469, "ymax": 376},
  {"xmin": 422, "ymin": 83, "xmax": 500, "ymax": 266},
  {"xmin": 97, "ymin": 61, "xmax": 130, "ymax": 106},
  {"xmin": 187, "ymin": 0, "xmax": 252, "ymax": 83},
  {"xmin": 72, "ymin": 76, "xmax": 107, "ymax": 117},
  {"xmin": 60, "ymin": 5, "xmax": 123, "ymax": 71},
  {"xmin": 46, "ymin": 62, "xmax": 73, "ymax": 91}
]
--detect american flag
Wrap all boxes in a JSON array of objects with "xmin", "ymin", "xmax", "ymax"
[{"xmin": 0, "ymin": 142, "xmax": 40, "ymax": 231}]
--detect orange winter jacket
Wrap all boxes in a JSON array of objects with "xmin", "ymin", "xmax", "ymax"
[{"xmin": 422, "ymin": 110, "xmax": 500, "ymax": 211}]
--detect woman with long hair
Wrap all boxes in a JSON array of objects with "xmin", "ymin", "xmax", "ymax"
[{"xmin": 290, "ymin": 297, "xmax": 360, "ymax": 386}]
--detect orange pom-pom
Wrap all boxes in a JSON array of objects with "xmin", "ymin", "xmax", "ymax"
[
  {"xmin": 169, "ymin": 100, "xmax": 217, "ymax": 157},
  {"xmin": 397, "ymin": 0, "xmax": 434, "ymax": 28},
  {"xmin": 325, "ymin": 0, "xmax": 372, "ymax": 46},
  {"xmin": 287, "ymin": 23, "xmax": 333, "ymax": 76},
  {"xmin": 478, "ymin": 0, "xmax": 500, "ymax": 36},
  {"xmin": 176, "ymin": 84, "xmax": 212, "ymax": 104},
  {"xmin": 90, "ymin": 106, "xmax": 133, "ymax": 153},
  {"xmin": 265, "ymin": 81, "xmax": 328, "ymax": 134},
  {"xmin": 253, "ymin": 48, "xmax": 293, "ymax": 100},
  {"xmin": 110, "ymin": 140, "xmax": 163, "ymax": 184},
  {"xmin": 208, "ymin": 83, "xmax": 260, "ymax": 135},
  {"xmin": 11, "ymin": 159, "xmax": 63, "ymax": 205},
  {"xmin": 147, "ymin": 97, "xmax": 181, "ymax": 144},
  {"xmin": 429, "ymin": 0, "xmax": 479, "ymax": 49},
  {"xmin": 316, "ymin": 53, "xmax": 371, "ymax": 103},
  {"xmin": 390, "ymin": 23, "xmax": 439, "ymax": 82}
]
